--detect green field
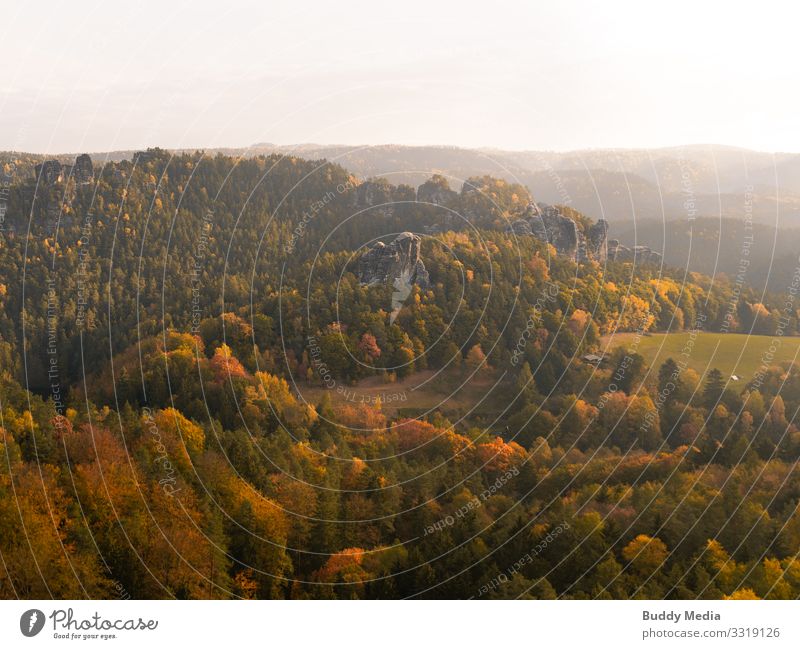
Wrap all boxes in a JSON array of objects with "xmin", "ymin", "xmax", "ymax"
[{"xmin": 601, "ymin": 332, "xmax": 800, "ymax": 382}]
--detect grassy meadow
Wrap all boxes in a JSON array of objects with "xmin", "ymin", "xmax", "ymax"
[{"xmin": 601, "ymin": 332, "xmax": 800, "ymax": 382}]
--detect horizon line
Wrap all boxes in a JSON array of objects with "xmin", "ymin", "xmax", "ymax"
[{"xmin": 3, "ymin": 142, "xmax": 798, "ymax": 158}]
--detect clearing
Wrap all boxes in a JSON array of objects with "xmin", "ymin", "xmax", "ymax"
[{"xmin": 600, "ymin": 332, "xmax": 800, "ymax": 382}]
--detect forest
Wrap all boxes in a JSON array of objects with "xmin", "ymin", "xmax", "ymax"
[{"xmin": 0, "ymin": 149, "xmax": 799, "ymax": 599}]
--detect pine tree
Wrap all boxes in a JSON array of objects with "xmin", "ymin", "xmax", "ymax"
[
  {"xmin": 703, "ymin": 368, "xmax": 726, "ymax": 408},
  {"xmin": 657, "ymin": 357, "xmax": 682, "ymax": 402}
]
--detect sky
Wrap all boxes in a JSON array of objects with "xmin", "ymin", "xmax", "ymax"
[{"xmin": 2, "ymin": 0, "xmax": 798, "ymax": 154}]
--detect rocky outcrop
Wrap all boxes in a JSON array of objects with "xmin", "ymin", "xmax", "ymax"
[
  {"xmin": 35, "ymin": 160, "xmax": 63, "ymax": 185},
  {"xmin": 461, "ymin": 178, "xmax": 485, "ymax": 194},
  {"xmin": 359, "ymin": 232, "xmax": 429, "ymax": 287},
  {"xmin": 532, "ymin": 204, "xmax": 581, "ymax": 261},
  {"xmin": 417, "ymin": 176, "xmax": 458, "ymax": 230},
  {"xmin": 587, "ymin": 219, "xmax": 609, "ymax": 261},
  {"xmin": 509, "ymin": 219, "xmax": 533, "ymax": 236},
  {"xmin": 608, "ymin": 239, "xmax": 662, "ymax": 264},
  {"xmin": 34, "ymin": 154, "xmax": 94, "ymax": 186},
  {"xmin": 413, "ymin": 175, "xmax": 616, "ymax": 265},
  {"xmin": 73, "ymin": 154, "xmax": 94, "ymax": 184},
  {"xmin": 358, "ymin": 232, "xmax": 430, "ymax": 322},
  {"xmin": 511, "ymin": 203, "xmax": 609, "ymax": 263},
  {"xmin": 352, "ymin": 180, "xmax": 397, "ymax": 218},
  {"xmin": 417, "ymin": 175, "xmax": 457, "ymax": 207}
]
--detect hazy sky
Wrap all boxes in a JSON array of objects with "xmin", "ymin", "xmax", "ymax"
[{"xmin": 2, "ymin": 0, "xmax": 797, "ymax": 153}]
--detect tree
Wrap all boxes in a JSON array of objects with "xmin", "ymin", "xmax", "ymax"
[
  {"xmin": 513, "ymin": 362, "xmax": 538, "ymax": 411},
  {"xmin": 357, "ymin": 333, "xmax": 381, "ymax": 361},
  {"xmin": 657, "ymin": 358, "xmax": 682, "ymax": 404},
  {"xmin": 465, "ymin": 344, "xmax": 488, "ymax": 373},
  {"xmin": 611, "ymin": 350, "xmax": 645, "ymax": 394},
  {"xmin": 622, "ymin": 534, "xmax": 668, "ymax": 575},
  {"xmin": 703, "ymin": 368, "xmax": 726, "ymax": 409}
]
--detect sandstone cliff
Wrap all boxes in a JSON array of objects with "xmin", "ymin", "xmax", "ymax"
[
  {"xmin": 358, "ymin": 232, "xmax": 430, "ymax": 322},
  {"xmin": 512, "ymin": 203, "xmax": 609, "ymax": 263}
]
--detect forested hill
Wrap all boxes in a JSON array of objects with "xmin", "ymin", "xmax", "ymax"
[
  {"xmin": 1, "ymin": 148, "xmax": 800, "ymax": 600},
  {"xmin": 0, "ymin": 148, "xmax": 790, "ymax": 395},
  {"xmin": 9, "ymin": 143, "xmax": 800, "ymax": 226}
]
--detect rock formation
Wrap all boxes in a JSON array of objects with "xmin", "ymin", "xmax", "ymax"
[
  {"xmin": 34, "ymin": 154, "xmax": 94, "ymax": 186},
  {"xmin": 361, "ymin": 175, "xmax": 616, "ymax": 266},
  {"xmin": 352, "ymin": 180, "xmax": 397, "ymax": 218},
  {"xmin": 509, "ymin": 219, "xmax": 533, "ymax": 236},
  {"xmin": 358, "ymin": 232, "xmax": 430, "ymax": 322},
  {"xmin": 511, "ymin": 203, "xmax": 609, "ymax": 263},
  {"xmin": 461, "ymin": 178, "xmax": 484, "ymax": 194},
  {"xmin": 532, "ymin": 204, "xmax": 581, "ymax": 261},
  {"xmin": 587, "ymin": 219, "xmax": 609, "ymax": 261},
  {"xmin": 510, "ymin": 201, "xmax": 663, "ymax": 266},
  {"xmin": 359, "ymin": 232, "xmax": 429, "ymax": 288},
  {"xmin": 73, "ymin": 154, "xmax": 94, "ymax": 184},
  {"xmin": 35, "ymin": 160, "xmax": 63, "ymax": 185},
  {"xmin": 417, "ymin": 175, "xmax": 457, "ymax": 207},
  {"xmin": 608, "ymin": 239, "xmax": 662, "ymax": 264}
]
